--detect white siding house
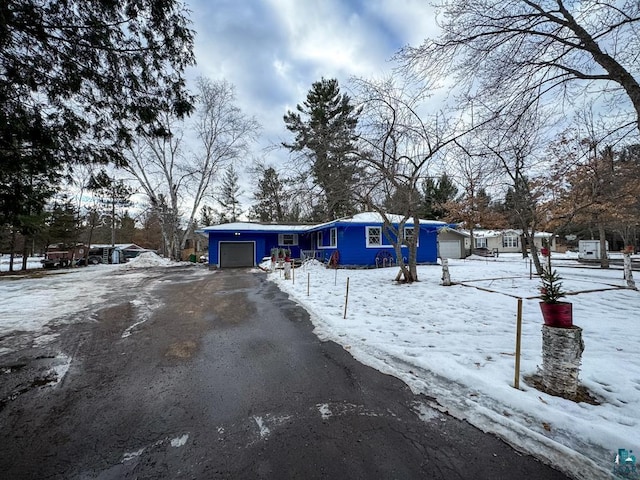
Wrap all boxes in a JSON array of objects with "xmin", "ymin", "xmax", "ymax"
[{"xmin": 463, "ymin": 229, "xmax": 557, "ymax": 255}]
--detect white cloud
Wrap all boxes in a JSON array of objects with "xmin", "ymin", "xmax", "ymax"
[{"xmin": 182, "ymin": 0, "xmax": 442, "ymax": 201}]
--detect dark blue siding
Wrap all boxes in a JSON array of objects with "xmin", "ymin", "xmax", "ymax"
[
  {"xmin": 312, "ymin": 224, "xmax": 440, "ymax": 267},
  {"xmin": 205, "ymin": 220, "xmax": 441, "ymax": 268},
  {"xmin": 207, "ymin": 231, "xmax": 313, "ymax": 267}
]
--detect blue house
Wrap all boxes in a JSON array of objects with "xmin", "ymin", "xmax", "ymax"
[{"xmin": 201, "ymin": 212, "xmax": 447, "ymax": 268}]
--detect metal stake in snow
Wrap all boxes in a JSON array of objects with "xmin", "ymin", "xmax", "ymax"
[{"xmin": 343, "ymin": 277, "xmax": 350, "ymax": 319}]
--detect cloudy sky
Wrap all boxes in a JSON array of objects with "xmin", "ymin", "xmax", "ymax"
[{"xmin": 184, "ymin": 0, "xmax": 439, "ymax": 175}]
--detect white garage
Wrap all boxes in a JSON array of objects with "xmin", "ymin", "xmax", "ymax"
[
  {"xmin": 219, "ymin": 242, "xmax": 255, "ymax": 268},
  {"xmin": 438, "ymin": 240, "xmax": 463, "ymax": 259}
]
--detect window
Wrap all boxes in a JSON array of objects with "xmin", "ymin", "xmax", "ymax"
[
  {"xmin": 367, "ymin": 227, "xmax": 382, "ymax": 247},
  {"xmin": 503, "ymin": 234, "xmax": 519, "ymax": 248},
  {"xmin": 475, "ymin": 237, "xmax": 487, "ymax": 248},
  {"xmin": 317, "ymin": 228, "xmax": 338, "ymax": 248},
  {"xmin": 278, "ymin": 234, "xmax": 298, "ymax": 246},
  {"xmin": 404, "ymin": 227, "xmax": 416, "ymax": 245}
]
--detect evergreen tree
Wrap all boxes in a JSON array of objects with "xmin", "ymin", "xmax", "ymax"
[
  {"xmin": 200, "ymin": 206, "xmax": 216, "ymax": 227},
  {"xmin": 0, "ymin": 0, "xmax": 195, "ymax": 235},
  {"xmin": 88, "ymin": 171, "xmax": 133, "ymax": 246},
  {"xmin": 252, "ymin": 166, "xmax": 288, "ymax": 222},
  {"xmin": 118, "ymin": 211, "xmax": 136, "ymax": 243},
  {"xmin": 420, "ymin": 173, "xmax": 458, "ymax": 219},
  {"xmin": 45, "ymin": 198, "xmax": 78, "ymax": 246},
  {"xmin": 283, "ymin": 78, "xmax": 361, "ymax": 221},
  {"xmin": 217, "ymin": 166, "xmax": 243, "ymax": 223}
]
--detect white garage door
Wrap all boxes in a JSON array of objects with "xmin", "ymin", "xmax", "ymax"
[
  {"xmin": 438, "ymin": 240, "xmax": 462, "ymax": 259},
  {"xmin": 219, "ymin": 242, "xmax": 255, "ymax": 268}
]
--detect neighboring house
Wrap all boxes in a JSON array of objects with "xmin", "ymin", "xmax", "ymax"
[
  {"xmin": 463, "ymin": 229, "xmax": 557, "ymax": 255},
  {"xmin": 200, "ymin": 212, "xmax": 447, "ymax": 269},
  {"xmin": 86, "ymin": 243, "xmax": 154, "ymax": 264}
]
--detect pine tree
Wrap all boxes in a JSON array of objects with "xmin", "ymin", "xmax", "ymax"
[
  {"xmin": 252, "ymin": 167, "xmax": 288, "ymax": 222},
  {"xmin": 283, "ymin": 78, "xmax": 361, "ymax": 221},
  {"xmin": 200, "ymin": 206, "xmax": 216, "ymax": 227},
  {"xmin": 1, "ymin": 0, "xmax": 195, "ymax": 235},
  {"xmin": 420, "ymin": 174, "xmax": 458, "ymax": 219},
  {"xmin": 217, "ymin": 166, "xmax": 243, "ymax": 223}
]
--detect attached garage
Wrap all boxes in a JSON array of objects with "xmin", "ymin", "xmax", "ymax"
[{"xmin": 219, "ymin": 242, "xmax": 255, "ymax": 268}]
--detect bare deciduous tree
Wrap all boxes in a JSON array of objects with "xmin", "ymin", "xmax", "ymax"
[
  {"xmin": 125, "ymin": 78, "xmax": 259, "ymax": 260},
  {"xmin": 400, "ymin": 1, "xmax": 640, "ymax": 135},
  {"xmin": 441, "ymin": 135, "xmax": 501, "ymax": 255},
  {"xmin": 354, "ymin": 77, "xmax": 463, "ymax": 283}
]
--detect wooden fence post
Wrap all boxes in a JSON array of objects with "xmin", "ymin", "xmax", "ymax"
[
  {"xmin": 343, "ymin": 277, "xmax": 350, "ymax": 319},
  {"xmin": 514, "ymin": 297, "xmax": 523, "ymax": 389}
]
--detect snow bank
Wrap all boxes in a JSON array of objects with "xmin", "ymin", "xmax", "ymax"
[{"xmin": 124, "ymin": 252, "xmax": 174, "ymax": 268}]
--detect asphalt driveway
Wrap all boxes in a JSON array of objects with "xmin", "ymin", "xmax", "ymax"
[{"xmin": 0, "ymin": 267, "xmax": 570, "ymax": 479}]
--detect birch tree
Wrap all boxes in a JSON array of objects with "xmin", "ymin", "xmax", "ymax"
[{"xmin": 125, "ymin": 78, "xmax": 259, "ymax": 260}]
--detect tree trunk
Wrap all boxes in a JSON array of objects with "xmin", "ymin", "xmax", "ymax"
[
  {"xmin": 520, "ymin": 233, "xmax": 528, "ymax": 258},
  {"xmin": 408, "ymin": 217, "xmax": 419, "ymax": 282},
  {"xmin": 9, "ymin": 228, "xmax": 16, "ymax": 272},
  {"xmin": 524, "ymin": 230, "xmax": 543, "ymax": 275},
  {"xmin": 21, "ymin": 236, "xmax": 29, "ymax": 271},
  {"xmin": 598, "ymin": 223, "xmax": 609, "ymax": 269}
]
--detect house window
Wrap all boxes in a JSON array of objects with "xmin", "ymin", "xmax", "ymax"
[
  {"xmin": 329, "ymin": 228, "xmax": 337, "ymax": 247},
  {"xmin": 503, "ymin": 234, "xmax": 519, "ymax": 248},
  {"xmin": 278, "ymin": 234, "xmax": 298, "ymax": 246},
  {"xmin": 404, "ymin": 227, "xmax": 417, "ymax": 246},
  {"xmin": 475, "ymin": 237, "xmax": 487, "ymax": 248},
  {"xmin": 367, "ymin": 227, "xmax": 382, "ymax": 247},
  {"xmin": 317, "ymin": 232, "xmax": 323, "ymax": 248}
]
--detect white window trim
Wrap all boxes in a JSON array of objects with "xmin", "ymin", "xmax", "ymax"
[
  {"xmin": 475, "ymin": 237, "xmax": 487, "ymax": 248},
  {"xmin": 278, "ymin": 233, "xmax": 299, "ymax": 246},
  {"xmin": 402, "ymin": 226, "xmax": 419, "ymax": 247},
  {"xmin": 329, "ymin": 228, "xmax": 337, "ymax": 247},
  {"xmin": 366, "ymin": 226, "xmax": 392, "ymax": 248},
  {"xmin": 503, "ymin": 234, "xmax": 519, "ymax": 248},
  {"xmin": 317, "ymin": 228, "xmax": 338, "ymax": 249}
]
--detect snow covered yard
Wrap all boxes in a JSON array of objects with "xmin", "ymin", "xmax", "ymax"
[
  {"xmin": 1, "ymin": 251, "xmax": 637, "ymax": 478},
  {"xmin": 0, "ymin": 254, "xmax": 44, "ymax": 272},
  {"xmin": 267, "ymin": 254, "xmax": 639, "ymax": 479}
]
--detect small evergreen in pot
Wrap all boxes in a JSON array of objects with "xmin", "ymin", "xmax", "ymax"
[
  {"xmin": 540, "ymin": 267, "xmax": 565, "ymax": 304},
  {"xmin": 539, "ymin": 252, "xmax": 572, "ymax": 327}
]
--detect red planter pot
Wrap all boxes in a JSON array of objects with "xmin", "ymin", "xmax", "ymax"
[{"xmin": 540, "ymin": 302, "xmax": 573, "ymax": 328}]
